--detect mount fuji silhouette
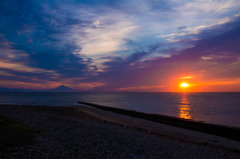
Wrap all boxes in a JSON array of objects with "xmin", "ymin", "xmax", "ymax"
[{"xmin": 48, "ymin": 85, "xmax": 79, "ymax": 92}]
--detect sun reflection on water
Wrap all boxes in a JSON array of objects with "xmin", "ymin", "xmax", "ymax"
[{"xmin": 177, "ymin": 93, "xmax": 192, "ymax": 120}]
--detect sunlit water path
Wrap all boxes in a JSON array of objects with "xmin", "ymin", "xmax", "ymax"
[{"xmin": 0, "ymin": 92, "xmax": 239, "ymax": 128}]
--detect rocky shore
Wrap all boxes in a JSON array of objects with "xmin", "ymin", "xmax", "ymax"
[{"xmin": 0, "ymin": 105, "xmax": 240, "ymax": 159}]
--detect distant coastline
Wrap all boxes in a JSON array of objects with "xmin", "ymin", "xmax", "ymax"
[{"xmin": 0, "ymin": 85, "xmax": 79, "ymax": 92}]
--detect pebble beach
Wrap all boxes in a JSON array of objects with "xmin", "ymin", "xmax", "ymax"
[{"xmin": 0, "ymin": 105, "xmax": 240, "ymax": 159}]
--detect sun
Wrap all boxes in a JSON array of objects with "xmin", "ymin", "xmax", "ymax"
[{"xmin": 180, "ymin": 83, "xmax": 189, "ymax": 87}]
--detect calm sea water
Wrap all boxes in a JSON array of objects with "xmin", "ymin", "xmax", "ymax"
[{"xmin": 0, "ymin": 92, "xmax": 239, "ymax": 128}]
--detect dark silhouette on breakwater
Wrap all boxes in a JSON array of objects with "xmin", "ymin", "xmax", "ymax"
[{"xmin": 78, "ymin": 101, "xmax": 240, "ymax": 142}]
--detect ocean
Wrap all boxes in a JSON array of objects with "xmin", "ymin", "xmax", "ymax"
[{"xmin": 0, "ymin": 92, "xmax": 239, "ymax": 128}]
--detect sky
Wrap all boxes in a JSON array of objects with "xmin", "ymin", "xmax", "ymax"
[{"xmin": 0, "ymin": 0, "xmax": 240, "ymax": 92}]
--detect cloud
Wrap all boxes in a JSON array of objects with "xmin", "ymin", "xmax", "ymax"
[
  {"xmin": 67, "ymin": 8, "xmax": 139, "ymax": 71},
  {"xmin": 0, "ymin": 70, "xmax": 15, "ymax": 77},
  {"xmin": 72, "ymin": 82, "xmax": 105, "ymax": 90},
  {"xmin": 154, "ymin": 0, "xmax": 240, "ymax": 44},
  {"xmin": 0, "ymin": 0, "xmax": 240, "ymax": 91},
  {"xmin": 0, "ymin": 61, "xmax": 57, "ymax": 74},
  {"xmin": 118, "ymin": 85, "xmax": 164, "ymax": 91},
  {"xmin": 179, "ymin": 76, "xmax": 194, "ymax": 80},
  {"xmin": 0, "ymin": 0, "xmax": 97, "ymax": 78},
  {"xmin": 92, "ymin": 17, "xmax": 240, "ymax": 91},
  {"xmin": 178, "ymin": 0, "xmax": 239, "ymax": 14}
]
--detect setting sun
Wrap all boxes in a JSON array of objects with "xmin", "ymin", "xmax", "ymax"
[{"xmin": 181, "ymin": 83, "xmax": 189, "ymax": 87}]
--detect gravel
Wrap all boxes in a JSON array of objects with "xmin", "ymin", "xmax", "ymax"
[{"xmin": 0, "ymin": 105, "xmax": 239, "ymax": 159}]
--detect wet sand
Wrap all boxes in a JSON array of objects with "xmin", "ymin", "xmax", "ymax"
[{"xmin": 0, "ymin": 104, "xmax": 240, "ymax": 159}]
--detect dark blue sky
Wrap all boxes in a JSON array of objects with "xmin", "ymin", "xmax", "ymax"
[{"xmin": 0, "ymin": 0, "xmax": 240, "ymax": 91}]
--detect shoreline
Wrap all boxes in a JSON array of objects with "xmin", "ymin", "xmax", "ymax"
[
  {"xmin": 78, "ymin": 101, "xmax": 240, "ymax": 142},
  {"xmin": 77, "ymin": 103, "xmax": 240, "ymax": 151},
  {"xmin": 0, "ymin": 104, "xmax": 240, "ymax": 158}
]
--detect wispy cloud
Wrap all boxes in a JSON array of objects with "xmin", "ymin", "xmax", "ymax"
[
  {"xmin": 0, "ymin": 61, "xmax": 57, "ymax": 74},
  {"xmin": 118, "ymin": 85, "xmax": 164, "ymax": 91},
  {"xmin": 177, "ymin": 0, "xmax": 239, "ymax": 14},
  {"xmin": 78, "ymin": 15, "xmax": 138, "ymax": 56}
]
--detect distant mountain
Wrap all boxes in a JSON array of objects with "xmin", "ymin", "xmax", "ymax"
[{"xmin": 48, "ymin": 85, "xmax": 79, "ymax": 92}]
